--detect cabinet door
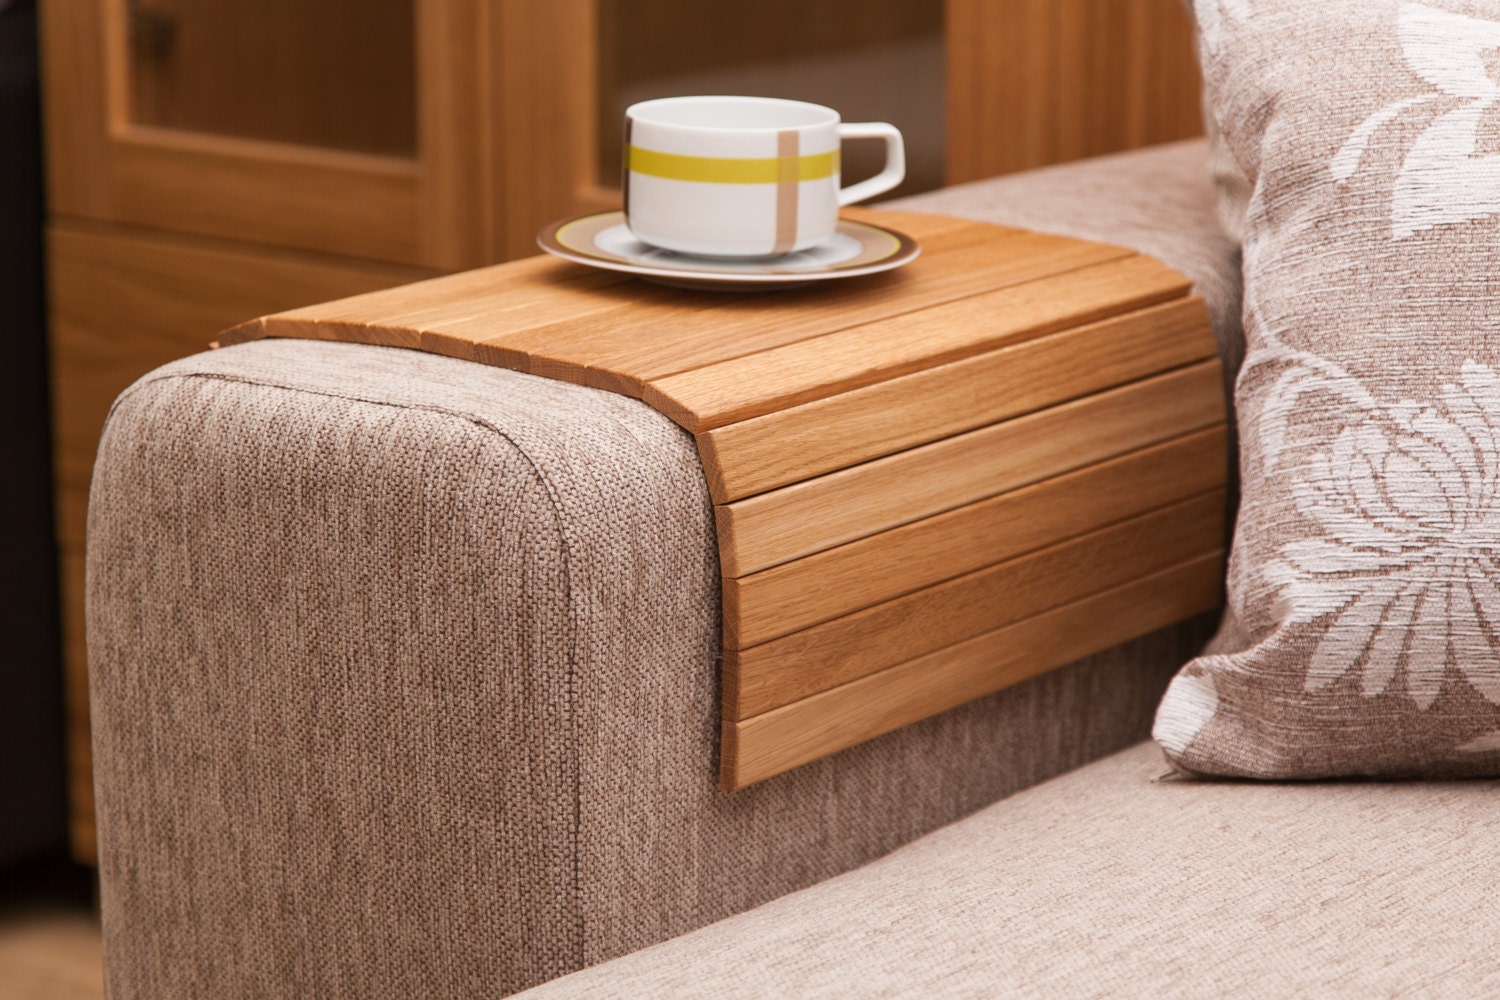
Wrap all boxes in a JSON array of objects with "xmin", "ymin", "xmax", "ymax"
[{"xmin": 41, "ymin": 1, "xmax": 598, "ymax": 269}]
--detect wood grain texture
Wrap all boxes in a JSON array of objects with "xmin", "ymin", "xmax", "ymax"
[
  {"xmin": 651, "ymin": 256, "xmax": 1192, "ymax": 436},
  {"xmin": 474, "ymin": 218, "xmax": 1063, "ymax": 383},
  {"xmin": 716, "ymin": 359, "xmax": 1225, "ymax": 577},
  {"xmin": 726, "ymin": 489, "xmax": 1224, "ymax": 720},
  {"xmin": 106, "ymin": 130, "xmax": 423, "ymax": 264},
  {"xmin": 695, "ymin": 294, "xmax": 1211, "ymax": 501},
  {"xmin": 220, "ymin": 215, "xmax": 1145, "ymax": 405},
  {"xmin": 417, "ymin": 0, "xmax": 493, "ymax": 269},
  {"xmin": 223, "ymin": 212, "xmax": 991, "ymax": 365},
  {"xmin": 534, "ymin": 230, "xmax": 1136, "ymax": 393},
  {"xmin": 38, "ymin": 2, "xmax": 110, "ymax": 221},
  {"xmin": 724, "ymin": 426, "xmax": 1228, "ymax": 651},
  {"xmin": 945, "ymin": 0, "xmax": 1203, "ymax": 184},
  {"xmin": 722, "ymin": 553, "xmax": 1225, "ymax": 790},
  {"xmin": 472, "ymin": 221, "xmax": 989, "ymax": 378},
  {"xmin": 49, "ymin": 221, "xmax": 434, "ymax": 862},
  {"xmin": 488, "ymin": 0, "xmax": 600, "ymax": 261}
]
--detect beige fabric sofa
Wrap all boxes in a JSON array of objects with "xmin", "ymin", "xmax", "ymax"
[{"xmin": 88, "ymin": 140, "xmax": 1484, "ymax": 999}]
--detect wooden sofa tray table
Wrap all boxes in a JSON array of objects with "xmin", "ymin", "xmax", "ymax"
[{"xmin": 218, "ymin": 207, "xmax": 1229, "ymax": 790}]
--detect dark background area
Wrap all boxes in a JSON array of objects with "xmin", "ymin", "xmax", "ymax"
[{"xmin": 0, "ymin": 0, "xmax": 68, "ymax": 869}]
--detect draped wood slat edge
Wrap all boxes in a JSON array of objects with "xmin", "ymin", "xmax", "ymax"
[
  {"xmin": 724, "ymin": 426, "xmax": 1228, "ymax": 650},
  {"xmin": 716, "ymin": 359, "xmax": 1225, "ymax": 578},
  {"xmin": 722, "ymin": 553, "xmax": 1226, "ymax": 790},
  {"xmin": 727, "ymin": 488, "xmax": 1225, "ymax": 719},
  {"xmin": 697, "ymin": 295, "xmax": 1214, "ymax": 502}
]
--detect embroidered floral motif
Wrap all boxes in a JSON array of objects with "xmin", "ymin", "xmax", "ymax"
[
  {"xmin": 1261, "ymin": 360, "xmax": 1500, "ymax": 708},
  {"xmin": 1331, "ymin": 4, "xmax": 1500, "ymax": 239}
]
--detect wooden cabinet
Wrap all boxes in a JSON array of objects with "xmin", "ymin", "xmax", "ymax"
[
  {"xmin": 41, "ymin": 1, "xmax": 601, "ymax": 268},
  {"xmin": 42, "ymin": 0, "xmax": 1202, "ymax": 861}
]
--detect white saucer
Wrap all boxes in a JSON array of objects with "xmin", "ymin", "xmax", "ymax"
[{"xmin": 536, "ymin": 211, "xmax": 919, "ymax": 291}]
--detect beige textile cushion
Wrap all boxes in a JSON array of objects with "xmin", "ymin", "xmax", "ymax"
[
  {"xmin": 515, "ymin": 741, "xmax": 1500, "ymax": 999},
  {"xmin": 1155, "ymin": 2, "xmax": 1500, "ymax": 777}
]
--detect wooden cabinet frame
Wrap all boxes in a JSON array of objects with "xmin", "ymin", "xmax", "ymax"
[{"xmin": 41, "ymin": 1, "xmax": 599, "ymax": 269}]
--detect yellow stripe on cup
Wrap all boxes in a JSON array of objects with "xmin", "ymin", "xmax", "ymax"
[{"xmin": 627, "ymin": 145, "xmax": 840, "ymax": 184}]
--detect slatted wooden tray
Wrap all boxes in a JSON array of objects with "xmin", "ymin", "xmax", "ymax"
[{"xmin": 218, "ymin": 208, "xmax": 1228, "ymax": 790}]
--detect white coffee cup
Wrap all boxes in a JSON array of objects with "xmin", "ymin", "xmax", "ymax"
[{"xmin": 622, "ymin": 95, "xmax": 906, "ymax": 258}]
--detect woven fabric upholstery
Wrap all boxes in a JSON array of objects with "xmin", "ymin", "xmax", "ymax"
[
  {"xmin": 516, "ymin": 740, "xmax": 1500, "ymax": 999},
  {"xmin": 87, "ymin": 144, "xmax": 1235, "ymax": 998}
]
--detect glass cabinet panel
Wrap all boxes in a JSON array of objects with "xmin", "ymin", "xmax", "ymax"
[
  {"xmin": 596, "ymin": 0, "xmax": 944, "ymax": 200},
  {"xmin": 126, "ymin": 0, "xmax": 416, "ymax": 156}
]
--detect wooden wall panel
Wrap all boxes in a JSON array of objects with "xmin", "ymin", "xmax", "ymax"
[
  {"xmin": 488, "ymin": 0, "xmax": 603, "ymax": 261},
  {"xmin": 946, "ymin": 0, "xmax": 1203, "ymax": 183}
]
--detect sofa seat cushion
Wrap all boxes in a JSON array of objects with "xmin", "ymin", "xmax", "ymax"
[{"xmin": 517, "ymin": 740, "xmax": 1500, "ymax": 998}]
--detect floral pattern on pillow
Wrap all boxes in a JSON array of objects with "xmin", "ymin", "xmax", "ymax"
[{"xmin": 1155, "ymin": 0, "xmax": 1500, "ymax": 777}]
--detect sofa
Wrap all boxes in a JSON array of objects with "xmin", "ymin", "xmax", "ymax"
[{"xmin": 85, "ymin": 132, "xmax": 1499, "ymax": 998}]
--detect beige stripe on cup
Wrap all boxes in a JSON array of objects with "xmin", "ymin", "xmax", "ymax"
[{"xmin": 773, "ymin": 130, "xmax": 799, "ymax": 255}]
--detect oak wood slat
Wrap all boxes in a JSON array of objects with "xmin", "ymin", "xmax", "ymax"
[
  {"xmin": 222, "ymin": 212, "xmax": 1029, "ymax": 379},
  {"xmin": 695, "ymin": 294, "xmax": 1212, "ymax": 501},
  {"xmin": 479, "ymin": 224, "xmax": 1126, "ymax": 381},
  {"xmin": 559, "ymin": 232, "xmax": 1138, "ymax": 395},
  {"xmin": 651, "ymin": 257, "xmax": 1193, "ymax": 435},
  {"xmin": 723, "ymin": 426, "xmax": 1227, "ymax": 649},
  {"xmin": 722, "ymin": 553, "xmax": 1226, "ymax": 790},
  {"xmin": 716, "ymin": 359, "xmax": 1224, "ymax": 577},
  {"xmin": 465, "ymin": 212, "xmax": 1009, "ymax": 377},
  {"xmin": 726, "ymin": 488, "xmax": 1224, "ymax": 720}
]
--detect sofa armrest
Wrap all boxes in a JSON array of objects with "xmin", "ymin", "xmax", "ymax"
[{"xmin": 86, "ymin": 142, "xmax": 1236, "ymax": 999}]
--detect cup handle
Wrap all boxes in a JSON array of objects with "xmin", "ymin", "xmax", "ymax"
[{"xmin": 835, "ymin": 122, "xmax": 906, "ymax": 206}]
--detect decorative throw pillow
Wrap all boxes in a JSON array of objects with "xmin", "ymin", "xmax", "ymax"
[{"xmin": 1155, "ymin": 0, "xmax": 1500, "ymax": 777}]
